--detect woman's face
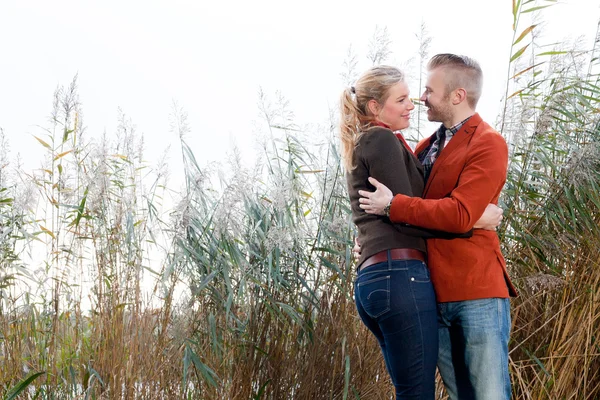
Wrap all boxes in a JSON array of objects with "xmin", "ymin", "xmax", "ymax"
[{"xmin": 375, "ymin": 81, "xmax": 414, "ymax": 131}]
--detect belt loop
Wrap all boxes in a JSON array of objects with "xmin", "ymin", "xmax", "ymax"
[{"xmin": 387, "ymin": 249, "xmax": 392, "ymax": 270}]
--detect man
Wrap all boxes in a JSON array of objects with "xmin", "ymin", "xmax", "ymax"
[{"xmin": 358, "ymin": 54, "xmax": 518, "ymax": 399}]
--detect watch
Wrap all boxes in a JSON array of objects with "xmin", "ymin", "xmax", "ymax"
[{"xmin": 383, "ymin": 199, "xmax": 392, "ymax": 217}]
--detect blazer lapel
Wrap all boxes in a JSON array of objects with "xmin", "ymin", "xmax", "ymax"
[
  {"xmin": 415, "ymin": 135, "xmax": 434, "ymax": 156},
  {"xmin": 423, "ymin": 114, "xmax": 482, "ymax": 195}
]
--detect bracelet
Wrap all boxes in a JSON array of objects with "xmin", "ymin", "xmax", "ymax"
[{"xmin": 383, "ymin": 199, "xmax": 392, "ymax": 217}]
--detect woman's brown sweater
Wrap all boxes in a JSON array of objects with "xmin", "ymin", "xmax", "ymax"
[{"xmin": 346, "ymin": 126, "xmax": 428, "ymax": 268}]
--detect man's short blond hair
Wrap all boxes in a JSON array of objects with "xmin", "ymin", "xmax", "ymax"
[{"xmin": 428, "ymin": 53, "xmax": 483, "ymax": 108}]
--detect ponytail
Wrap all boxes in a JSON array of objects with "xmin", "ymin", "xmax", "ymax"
[{"xmin": 339, "ymin": 88, "xmax": 365, "ymax": 171}]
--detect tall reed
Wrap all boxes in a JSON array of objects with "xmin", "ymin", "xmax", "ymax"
[{"xmin": 497, "ymin": 1, "xmax": 600, "ymax": 398}]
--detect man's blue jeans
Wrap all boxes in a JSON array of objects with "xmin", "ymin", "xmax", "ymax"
[
  {"xmin": 355, "ymin": 258, "xmax": 438, "ymax": 399},
  {"xmin": 437, "ymin": 298, "xmax": 512, "ymax": 400}
]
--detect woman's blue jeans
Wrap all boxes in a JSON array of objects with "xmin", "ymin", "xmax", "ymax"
[{"xmin": 354, "ymin": 256, "xmax": 438, "ymax": 399}]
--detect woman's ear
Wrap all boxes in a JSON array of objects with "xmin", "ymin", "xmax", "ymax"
[{"xmin": 367, "ymin": 99, "xmax": 380, "ymax": 116}]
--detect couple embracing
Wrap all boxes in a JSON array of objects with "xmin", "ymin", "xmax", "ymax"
[{"xmin": 341, "ymin": 54, "xmax": 518, "ymax": 399}]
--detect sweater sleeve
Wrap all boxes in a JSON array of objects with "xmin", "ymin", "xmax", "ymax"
[
  {"xmin": 389, "ymin": 132, "xmax": 508, "ymax": 233},
  {"xmin": 359, "ymin": 128, "xmax": 416, "ymax": 198}
]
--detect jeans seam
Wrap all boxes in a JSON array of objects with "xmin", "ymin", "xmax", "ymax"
[
  {"xmin": 490, "ymin": 298, "xmax": 510, "ymax": 400},
  {"xmin": 357, "ymin": 274, "xmax": 390, "ymax": 286},
  {"xmin": 408, "ymin": 269, "xmax": 426, "ymax": 394},
  {"xmin": 500, "ymin": 299, "xmax": 510, "ymax": 399},
  {"xmin": 358, "ymin": 267, "xmax": 407, "ymax": 279}
]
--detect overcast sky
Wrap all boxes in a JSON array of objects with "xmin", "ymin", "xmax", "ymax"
[{"xmin": 1, "ymin": 0, "xmax": 599, "ymax": 176}]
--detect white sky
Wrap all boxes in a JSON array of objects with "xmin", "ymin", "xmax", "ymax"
[{"xmin": 1, "ymin": 0, "xmax": 599, "ymax": 175}]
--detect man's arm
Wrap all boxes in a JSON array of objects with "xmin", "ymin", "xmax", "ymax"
[
  {"xmin": 360, "ymin": 133, "xmax": 508, "ymax": 233},
  {"xmin": 360, "ymin": 129, "xmax": 478, "ymax": 238},
  {"xmin": 352, "ymin": 203, "xmax": 502, "ymax": 261}
]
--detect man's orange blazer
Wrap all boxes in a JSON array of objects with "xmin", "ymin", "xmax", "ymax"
[{"xmin": 389, "ymin": 113, "xmax": 518, "ymax": 302}]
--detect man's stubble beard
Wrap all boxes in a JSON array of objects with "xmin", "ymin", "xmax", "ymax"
[{"xmin": 426, "ymin": 96, "xmax": 453, "ymax": 125}]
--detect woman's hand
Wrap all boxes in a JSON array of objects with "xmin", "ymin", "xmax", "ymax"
[
  {"xmin": 474, "ymin": 204, "xmax": 503, "ymax": 231},
  {"xmin": 352, "ymin": 237, "xmax": 361, "ymax": 262},
  {"xmin": 358, "ymin": 177, "xmax": 394, "ymax": 216}
]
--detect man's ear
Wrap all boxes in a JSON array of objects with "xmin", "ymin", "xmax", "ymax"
[
  {"xmin": 452, "ymin": 88, "xmax": 467, "ymax": 105},
  {"xmin": 367, "ymin": 99, "xmax": 381, "ymax": 116}
]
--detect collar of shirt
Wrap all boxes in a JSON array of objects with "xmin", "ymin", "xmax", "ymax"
[
  {"xmin": 372, "ymin": 121, "xmax": 390, "ymax": 129},
  {"xmin": 437, "ymin": 115, "xmax": 474, "ymax": 143}
]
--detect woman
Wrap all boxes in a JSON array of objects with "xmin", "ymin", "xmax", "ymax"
[{"xmin": 340, "ymin": 66, "xmax": 497, "ymax": 399}]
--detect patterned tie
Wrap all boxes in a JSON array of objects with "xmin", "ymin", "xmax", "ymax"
[
  {"xmin": 434, "ymin": 129, "xmax": 447, "ymax": 162},
  {"xmin": 419, "ymin": 127, "xmax": 447, "ymax": 182}
]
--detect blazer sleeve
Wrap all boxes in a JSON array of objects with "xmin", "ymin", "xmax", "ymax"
[
  {"xmin": 388, "ymin": 132, "xmax": 508, "ymax": 233},
  {"xmin": 359, "ymin": 128, "xmax": 472, "ymax": 239}
]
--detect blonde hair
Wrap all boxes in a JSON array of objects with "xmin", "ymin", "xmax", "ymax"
[
  {"xmin": 428, "ymin": 53, "xmax": 483, "ymax": 108},
  {"xmin": 339, "ymin": 65, "xmax": 405, "ymax": 171}
]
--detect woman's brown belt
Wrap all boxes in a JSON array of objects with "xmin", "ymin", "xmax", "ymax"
[{"xmin": 358, "ymin": 248, "xmax": 426, "ymax": 272}]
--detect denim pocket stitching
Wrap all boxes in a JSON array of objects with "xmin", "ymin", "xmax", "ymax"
[
  {"xmin": 358, "ymin": 275, "xmax": 390, "ymax": 318},
  {"xmin": 357, "ymin": 274, "xmax": 390, "ymax": 287},
  {"xmin": 367, "ymin": 289, "xmax": 388, "ymax": 300}
]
